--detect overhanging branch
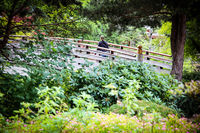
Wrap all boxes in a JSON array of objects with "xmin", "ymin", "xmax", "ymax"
[{"xmin": 12, "ymin": 20, "xmax": 78, "ymax": 29}]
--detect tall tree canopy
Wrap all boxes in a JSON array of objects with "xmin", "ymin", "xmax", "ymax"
[
  {"xmin": 0, "ymin": 0, "xmax": 81, "ymax": 50},
  {"xmin": 83, "ymin": 0, "xmax": 200, "ymax": 80}
]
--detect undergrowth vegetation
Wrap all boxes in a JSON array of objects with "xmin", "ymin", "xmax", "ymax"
[
  {"xmin": 70, "ymin": 60, "xmax": 180, "ymax": 109},
  {"xmin": 108, "ymin": 100, "xmax": 177, "ymax": 118},
  {"xmin": 2, "ymin": 110, "xmax": 200, "ymax": 133},
  {"xmin": 0, "ymin": 36, "xmax": 200, "ymax": 132}
]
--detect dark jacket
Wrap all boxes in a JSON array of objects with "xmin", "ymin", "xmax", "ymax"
[{"xmin": 97, "ymin": 40, "xmax": 109, "ymax": 52}]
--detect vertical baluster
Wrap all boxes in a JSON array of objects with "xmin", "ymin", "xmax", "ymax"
[{"xmin": 137, "ymin": 45, "xmax": 143, "ymax": 62}]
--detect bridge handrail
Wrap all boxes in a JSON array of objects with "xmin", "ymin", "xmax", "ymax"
[
  {"xmin": 74, "ymin": 42, "xmax": 172, "ymax": 63},
  {"xmin": 47, "ymin": 36, "xmax": 172, "ymax": 58},
  {"xmin": 74, "ymin": 42, "xmax": 137, "ymax": 58},
  {"xmin": 78, "ymin": 40, "xmax": 172, "ymax": 58},
  {"xmin": 9, "ymin": 35, "xmax": 172, "ymax": 64}
]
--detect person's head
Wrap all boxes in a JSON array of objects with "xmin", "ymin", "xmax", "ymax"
[{"xmin": 100, "ymin": 35, "xmax": 104, "ymax": 40}]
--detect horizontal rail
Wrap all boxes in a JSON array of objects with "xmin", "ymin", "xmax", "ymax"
[
  {"xmin": 47, "ymin": 37, "xmax": 172, "ymax": 61},
  {"xmin": 74, "ymin": 39, "xmax": 171, "ymax": 57},
  {"xmin": 36, "ymin": 36, "xmax": 171, "ymax": 57},
  {"xmin": 9, "ymin": 35, "xmax": 171, "ymax": 56},
  {"xmin": 74, "ymin": 42, "xmax": 136, "ymax": 58},
  {"xmin": 143, "ymin": 54, "xmax": 172, "ymax": 63},
  {"xmin": 72, "ymin": 42, "xmax": 171, "ymax": 63},
  {"xmin": 9, "ymin": 35, "xmax": 172, "ymax": 70}
]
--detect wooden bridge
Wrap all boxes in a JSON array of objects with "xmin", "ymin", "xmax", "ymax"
[{"xmin": 9, "ymin": 35, "xmax": 172, "ymax": 73}]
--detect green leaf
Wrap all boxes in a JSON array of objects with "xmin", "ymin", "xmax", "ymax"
[
  {"xmin": 51, "ymin": 47, "xmax": 57, "ymax": 52},
  {"xmin": 0, "ymin": 92, "xmax": 4, "ymax": 97},
  {"xmin": 104, "ymin": 83, "xmax": 117, "ymax": 89}
]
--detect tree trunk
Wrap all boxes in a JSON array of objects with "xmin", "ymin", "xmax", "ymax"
[
  {"xmin": 0, "ymin": 0, "xmax": 17, "ymax": 51},
  {"xmin": 0, "ymin": 16, "xmax": 12, "ymax": 50},
  {"xmin": 170, "ymin": 14, "xmax": 186, "ymax": 81}
]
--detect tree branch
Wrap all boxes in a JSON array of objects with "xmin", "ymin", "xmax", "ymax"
[
  {"xmin": 12, "ymin": 2, "xmax": 27, "ymax": 17},
  {"xmin": 11, "ymin": 20, "xmax": 78, "ymax": 29},
  {"xmin": 118, "ymin": 10, "xmax": 171, "ymax": 22},
  {"xmin": 0, "ymin": 49, "xmax": 12, "ymax": 61},
  {"xmin": 153, "ymin": 11, "xmax": 172, "ymax": 16}
]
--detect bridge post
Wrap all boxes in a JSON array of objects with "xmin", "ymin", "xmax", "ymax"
[
  {"xmin": 145, "ymin": 51, "xmax": 150, "ymax": 60},
  {"xmin": 137, "ymin": 45, "xmax": 143, "ymax": 62},
  {"xmin": 22, "ymin": 36, "xmax": 27, "ymax": 41},
  {"xmin": 77, "ymin": 40, "xmax": 81, "ymax": 47}
]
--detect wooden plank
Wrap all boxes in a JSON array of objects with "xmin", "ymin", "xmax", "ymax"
[
  {"xmin": 143, "ymin": 50, "xmax": 172, "ymax": 57},
  {"xmin": 156, "ymin": 68, "xmax": 170, "ymax": 74},
  {"xmin": 74, "ymin": 47, "xmax": 115, "ymax": 57},
  {"xmin": 73, "ymin": 47, "xmax": 137, "ymax": 61},
  {"xmin": 82, "ymin": 40, "xmax": 138, "ymax": 51},
  {"xmin": 144, "ymin": 60, "xmax": 172, "ymax": 69},
  {"xmin": 110, "ymin": 47, "xmax": 138, "ymax": 55},
  {"xmin": 115, "ymin": 54, "xmax": 137, "ymax": 61},
  {"xmin": 73, "ymin": 42, "xmax": 137, "ymax": 58},
  {"xmin": 74, "ymin": 51, "xmax": 137, "ymax": 63},
  {"xmin": 73, "ymin": 53, "xmax": 107, "ymax": 62},
  {"xmin": 143, "ymin": 54, "xmax": 172, "ymax": 63},
  {"xmin": 86, "ymin": 40, "xmax": 171, "ymax": 57},
  {"xmin": 80, "ymin": 39, "xmax": 171, "ymax": 57},
  {"xmin": 74, "ymin": 43, "xmax": 170, "ymax": 64},
  {"xmin": 57, "ymin": 37, "xmax": 172, "ymax": 58}
]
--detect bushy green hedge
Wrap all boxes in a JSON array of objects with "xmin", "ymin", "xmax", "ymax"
[
  {"xmin": 108, "ymin": 100, "xmax": 178, "ymax": 117},
  {"xmin": 175, "ymin": 80, "xmax": 200, "ymax": 117},
  {"xmin": 0, "ymin": 63, "xmax": 74, "ymax": 116},
  {"xmin": 182, "ymin": 70, "xmax": 200, "ymax": 82},
  {"xmin": 2, "ymin": 110, "xmax": 199, "ymax": 133},
  {"xmin": 0, "ymin": 58, "xmax": 182, "ymax": 117},
  {"xmin": 0, "ymin": 73, "xmax": 40, "ymax": 117},
  {"xmin": 69, "ymin": 60, "xmax": 180, "ymax": 109},
  {"xmin": 0, "ymin": 34, "xmax": 182, "ymax": 117},
  {"xmin": 0, "ymin": 36, "xmax": 73, "ymax": 117}
]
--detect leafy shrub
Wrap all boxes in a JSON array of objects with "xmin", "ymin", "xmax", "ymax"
[
  {"xmin": 14, "ymin": 86, "xmax": 68, "ymax": 120},
  {"xmin": 72, "ymin": 92, "xmax": 99, "ymax": 111},
  {"xmin": 135, "ymin": 100, "xmax": 178, "ymax": 117},
  {"xmin": 2, "ymin": 110, "xmax": 200, "ymax": 133},
  {"xmin": 182, "ymin": 70, "xmax": 200, "ymax": 82},
  {"xmin": 175, "ymin": 80, "xmax": 200, "ymax": 117},
  {"xmin": 0, "ymin": 73, "xmax": 40, "ymax": 117},
  {"xmin": 108, "ymin": 100, "xmax": 177, "ymax": 118},
  {"xmin": 108, "ymin": 104, "xmax": 127, "ymax": 114},
  {"xmin": 0, "ymin": 34, "xmax": 73, "ymax": 117},
  {"xmin": 191, "ymin": 114, "xmax": 200, "ymax": 123},
  {"xmin": 69, "ymin": 60, "xmax": 180, "ymax": 109},
  {"xmin": 0, "ymin": 68, "xmax": 71, "ymax": 117}
]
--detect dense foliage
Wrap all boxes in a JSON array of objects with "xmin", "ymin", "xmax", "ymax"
[
  {"xmin": 0, "ymin": 32, "xmax": 74, "ymax": 116},
  {"xmin": 0, "ymin": 0, "xmax": 81, "ymax": 52},
  {"xmin": 108, "ymin": 100, "xmax": 177, "ymax": 118},
  {"xmin": 1, "ymin": 110, "xmax": 200, "ymax": 133},
  {"xmin": 1, "ymin": 33, "xmax": 199, "ymax": 114},
  {"xmin": 0, "ymin": 35, "xmax": 200, "ymax": 132},
  {"xmin": 0, "ymin": 1, "xmax": 200, "ymax": 132},
  {"xmin": 175, "ymin": 80, "xmax": 200, "ymax": 117},
  {"xmin": 69, "ymin": 60, "xmax": 180, "ymax": 109},
  {"xmin": 182, "ymin": 71, "xmax": 200, "ymax": 82}
]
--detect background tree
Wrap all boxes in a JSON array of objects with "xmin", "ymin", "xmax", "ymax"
[
  {"xmin": 151, "ymin": 21, "xmax": 171, "ymax": 55},
  {"xmin": 82, "ymin": 0, "xmax": 200, "ymax": 80},
  {"xmin": 185, "ymin": 19, "xmax": 200, "ymax": 62},
  {"xmin": 0, "ymin": 0, "xmax": 81, "ymax": 51}
]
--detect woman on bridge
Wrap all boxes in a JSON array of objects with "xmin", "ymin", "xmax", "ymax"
[{"xmin": 97, "ymin": 35, "xmax": 109, "ymax": 57}]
